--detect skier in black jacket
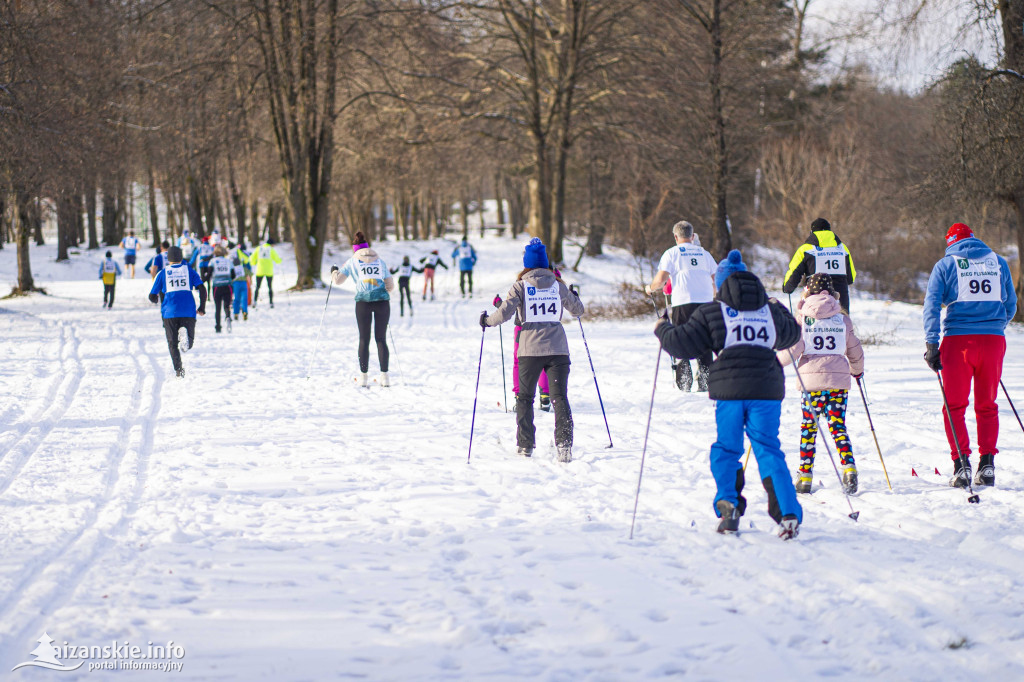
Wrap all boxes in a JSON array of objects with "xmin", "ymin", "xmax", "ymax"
[
  {"xmin": 782, "ymin": 218, "xmax": 856, "ymax": 311},
  {"xmin": 655, "ymin": 249, "xmax": 804, "ymax": 539}
]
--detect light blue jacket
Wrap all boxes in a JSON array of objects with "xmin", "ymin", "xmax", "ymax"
[
  {"xmin": 452, "ymin": 242, "xmax": 477, "ymax": 271},
  {"xmin": 924, "ymin": 237, "xmax": 1016, "ymax": 344}
]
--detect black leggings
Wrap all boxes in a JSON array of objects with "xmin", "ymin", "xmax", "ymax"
[
  {"xmin": 255, "ymin": 275, "xmax": 273, "ymax": 304},
  {"xmin": 460, "ymin": 269, "xmax": 473, "ymax": 294},
  {"xmin": 103, "ymin": 283, "xmax": 115, "ymax": 307},
  {"xmin": 355, "ymin": 300, "xmax": 390, "ymax": 373},
  {"xmin": 516, "ymin": 355, "xmax": 572, "ymax": 449},
  {"xmin": 398, "ymin": 277, "xmax": 413, "ymax": 315},
  {"xmin": 213, "ymin": 285, "xmax": 233, "ymax": 330},
  {"xmin": 162, "ymin": 317, "xmax": 196, "ymax": 373}
]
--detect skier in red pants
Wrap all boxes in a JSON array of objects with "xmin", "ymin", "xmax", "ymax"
[{"xmin": 924, "ymin": 223, "xmax": 1017, "ymax": 488}]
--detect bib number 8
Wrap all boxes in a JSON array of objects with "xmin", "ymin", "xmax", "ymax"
[
  {"xmin": 968, "ymin": 279, "xmax": 992, "ymax": 295},
  {"xmin": 529, "ymin": 302, "xmax": 558, "ymax": 316},
  {"xmin": 690, "ymin": 258, "xmax": 699, "ymax": 266},
  {"xmin": 731, "ymin": 325, "xmax": 770, "ymax": 343},
  {"xmin": 812, "ymin": 335, "xmax": 837, "ymax": 351}
]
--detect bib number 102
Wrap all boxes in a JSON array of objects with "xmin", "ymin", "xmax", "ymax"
[
  {"xmin": 529, "ymin": 302, "xmax": 557, "ymax": 316},
  {"xmin": 731, "ymin": 325, "xmax": 769, "ymax": 343},
  {"xmin": 968, "ymin": 279, "xmax": 992, "ymax": 295}
]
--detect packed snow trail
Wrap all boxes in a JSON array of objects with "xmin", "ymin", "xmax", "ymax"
[{"xmin": 0, "ymin": 237, "xmax": 1022, "ymax": 681}]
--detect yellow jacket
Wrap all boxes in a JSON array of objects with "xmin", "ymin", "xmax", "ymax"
[{"xmin": 251, "ymin": 243, "xmax": 282, "ymax": 277}]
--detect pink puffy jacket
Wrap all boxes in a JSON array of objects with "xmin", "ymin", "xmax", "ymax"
[{"xmin": 777, "ymin": 292, "xmax": 864, "ymax": 392}]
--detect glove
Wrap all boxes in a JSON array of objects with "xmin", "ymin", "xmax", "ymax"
[
  {"xmin": 330, "ymin": 265, "xmax": 339, "ymax": 274},
  {"xmin": 644, "ymin": 283, "xmax": 653, "ymax": 296},
  {"xmin": 852, "ymin": 372, "xmax": 863, "ymax": 380},
  {"xmin": 570, "ymin": 284, "xmax": 580, "ymax": 297},
  {"xmin": 492, "ymin": 294, "xmax": 502, "ymax": 308},
  {"xmin": 479, "ymin": 311, "xmax": 489, "ymax": 329},
  {"xmin": 924, "ymin": 343, "xmax": 941, "ymax": 372},
  {"xmin": 654, "ymin": 310, "xmax": 670, "ymax": 334}
]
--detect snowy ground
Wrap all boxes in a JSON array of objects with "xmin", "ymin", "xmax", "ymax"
[{"xmin": 0, "ymin": 235, "xmax": 1023, "ymax": 681}]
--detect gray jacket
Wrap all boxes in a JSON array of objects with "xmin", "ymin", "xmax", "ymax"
[{"xmin": 485, "ymin": 269, "xmax": 585, "ymax": 357}]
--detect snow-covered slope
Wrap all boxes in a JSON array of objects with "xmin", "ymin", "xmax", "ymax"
[{"xmin": 0, "ymin": 235, "xmax": 1022, "ymax": 681}]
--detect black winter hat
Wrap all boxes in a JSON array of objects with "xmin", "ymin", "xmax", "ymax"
[
  {"xmin": 806, "ymin": 272, "xmax": 836, "ymax": 296},
  {"xmin": 167, "ymin": 246, "xmax": 183, "ymax": 262},
  {"xmin": 811, "ymin": 217, "xmax": 831, "ymax": 231}
]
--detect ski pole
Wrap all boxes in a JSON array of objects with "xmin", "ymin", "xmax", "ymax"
[
  {"xmin": 629, "ymin": 345, "xmax": 663, "ymax": 539},
  {"xmin": 742, "ymin": 443, "xmax": 752, "ymax": 472},
  {"xmin": 1000, "ymin": 380, "xmax": 1024, "ymax": 435},
  {"xmin": 855, "ymin": 375, "xmax": 892, "ymax": 491},
  {"xmin": 497, "ymin": 323, "xmax": 508, "ymax": 412},
  {"xmin": 787, "ymin": 348, "xmax": 860, "ymax": 520},
  {"xmin": 579, "ymin": 317, "xmax": 613, "ymax": 448},
  {"xmin": 936, "ymin": 371, "xmax": 981, "ymax": 503},
  {"xmin": 305, "ymin": 279, "xmax": 334, "ymax": 379},
  {"xmin": 467, "ymin": 326, "xmax": 486, "ymax": 463},
  {"xmin": 387, "ymin": 324, "xmax": 405, "ymax": 385}
]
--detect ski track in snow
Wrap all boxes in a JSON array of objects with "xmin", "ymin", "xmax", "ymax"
[{"xmin": 0, "ymin": 238, "xmax": 1022, "ymax": 681}]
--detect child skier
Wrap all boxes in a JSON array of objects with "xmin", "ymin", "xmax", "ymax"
[
  {"xmin": 208, "ymin": 245, "xmax": 234, "ymax": 333},
  {"xmin": 482, "ymin": 238, "xmax": 584, "ymax": 462},
  {"xmin": 654, "ymin": 249, "xmax": 803, "ymax": 539},
  {"xmin": 251, "ymin": 238, "xmax": 283, "ymax": 308},
  {"xmin": 419, "ymin": 250, "xmax": 448, "ymax": 300},
  {"xmin": 777, "ymin": 273, "xmax": 864, "ymax": 494},
  {"xmin": 330, "ymin": 231, "xmax": 395, "ymax": 387},
  {"xmin": 148, "ymin": 246, "xmax": 207, "ymax": 378},
  {"xmin": 98, "ymin": 251, "xmax": 122, "ymax": 309},
  {"xmin": 231, "ymin": 253, "xmax": 250, "ymax": 321},
  {"xmin": 390, "ymin": 256, "xmax": 422, "ymax": 317}
]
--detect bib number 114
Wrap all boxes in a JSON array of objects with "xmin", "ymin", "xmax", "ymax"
[{"xmin": 529, "ymin": 302, "xmax": 557, "ymax": 316}]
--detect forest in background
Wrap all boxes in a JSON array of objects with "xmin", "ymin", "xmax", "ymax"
[{"xmin": 1, "ymin": 0, "xmax": 1022, "ymax": 312}]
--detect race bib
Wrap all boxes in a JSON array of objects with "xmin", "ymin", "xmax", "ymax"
[
  {"xmin": 954, "ymin": 256, "xmax": 1001, "ymax": 302},
  {"xmin": 357, "ymin": 259, "xmax": 384, "ymax": 286},
  {"xmin": 399, "ymin": 264, "xmax": 412, "ymax": 278},
  {"xmin": 814, "ymin": 247, "xmax": 847, "ymax": 275},
  {"xmin": 212, "ymin": 259, "xmax": 231, "ymax": 278},
  {"xmin": 427, "ymin": 254, "xmax": 439, "ymax": 267},
  {"xmin": 124, "ymin": 238, "xmax": 138, "ymax": 250},
  {"xmin": 676, "ymin": 246, "xmax": 705, "ymax": 269},
  {"xmin": 524, "ymin": 284, "xmax": 561, "ymax": 322},
  {"xmin": 165, "ymin": 265, "xmax": 190, "ymax": 293},
  {"xmin": 260, "ymin": 246, "xmax": 271, "ymax": 259},
  {"xmin": 459, "ymin": 246, "xmax": 472, "ymax": 260},
  {"xmin": 103, "ymin": 261, "xmax": 116, "ymax": 273},
  {"xmin": 199, "ymin": 244, "xmax": 214, "ymax": 259},
  {"xmin": 803, "ymin": 314, "xmax": 847, "ymax": 355},
  {"xmin": 721, "ymin": 303, "xmax": 776, "ymax": 349}
]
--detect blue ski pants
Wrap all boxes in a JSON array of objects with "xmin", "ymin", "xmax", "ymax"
[
  {"xmin": 232, "ymin": 281, "xmax": 248, "ymax": 315},
  {"xmin": 710, "ymin": 399, "xmax": 802, "ymax": 523}
]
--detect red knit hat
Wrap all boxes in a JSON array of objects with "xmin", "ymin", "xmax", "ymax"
[{"xmin": 945, "ymin": 223, "xmax": 973, "ymax": 245}]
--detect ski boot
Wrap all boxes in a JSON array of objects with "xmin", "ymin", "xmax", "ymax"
[
  {"xmin": 430, "ymin": 293, "xmax": 436, "ymax": 301},
  {"xmin": 715, "ymin": 499, "xmax": 741, "ymax": 534},
  {"xmin": 234, "ymin": 313, "xmax": 239, "ymax": 321},
  {"xmin": 950, "ymin": 456, "xmax": 972, "ymax": 488},
  {"xmin": 696, "ymin": 369, "xmax": 709, "ymax": 393},
  {"xmin": 243, "ymin": 311, "xmax": 248, "ymax": 321},
  {"xmin": 358, "ymin": 372, "xmax": 369, "ymax": 388},
  {"xmin": 516, "ymin": 446, "xmax": 533, "ymax": 458},
  {"xmin": 674, "ymin": 361, "xmax": 693, "ymax": 392},
  {"xmin": 795, "ymin": 469, "xmax": 813, "ymax": 494},
  {"xmin": 778, "ymin": 515, "xmax": 800, "ymax": 540},
  {"xmin": 974, "ymin": 454, "xmax": 994, "ymax": 487},
  {"xmin": 270, "ymin": 301, "xmax": 274, "ymax": 309},
  {"xmin": 556, "ymin": 444, "xmax": 572, "ymax": 463},
  {"xmin": 175, "ymin": 368, "xmax": 186, "ymax": 378},
  {"xmin": 842, "ymin": 464, "xmax": 858, "ymax": 494},
  {"xmin": 178, "ymin": 327, "xmax": 191, "ymax": 354},
  {"xmin": 539, "ymin": 393, "xmax": 551, "ymax": 412},
  {"xmin": 226, "ymin": 315, "xmax": 232, "ymax": 333},
  {"xmin": 380, "ymin": 372, "xmax": 390, "ymax": 388}
]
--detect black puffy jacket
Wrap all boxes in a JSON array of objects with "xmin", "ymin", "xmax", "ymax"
[{"xmin": 655, "ymin": 271, "xmax": 800, "ymax": 400}]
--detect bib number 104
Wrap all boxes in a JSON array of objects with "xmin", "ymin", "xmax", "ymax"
[
  {"xmin": 529, "ymin": 302, "xmax": 557, "ymax": 316},
  {"xmin": 731, "ymin": 325, "xmax": 769, "ymax": 343}
]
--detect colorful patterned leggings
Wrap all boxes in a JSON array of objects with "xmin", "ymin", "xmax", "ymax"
[{"xmin": 799, "ymin": 389, "xmax": 854, "ymax": 471}]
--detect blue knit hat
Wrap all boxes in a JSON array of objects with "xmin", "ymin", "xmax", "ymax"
[
  {"xmin": 523, "ymin": 238, "xmax": 549, "ymax": 269},
  {"xmin": 715, "ymin": 249, "xmax": 747, "ymax": 288}
]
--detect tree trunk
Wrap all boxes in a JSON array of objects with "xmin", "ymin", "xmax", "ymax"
[
  {"xmin": 495, "ymin": 171, "xmax": 506, "ymax": 226},
  {"xmin": 461, "ymin": 197, "xmax": 470, "ymax": 237},
  {"xmin": 249, "ymin": 200, "xmax": 260, "ymax": 247},
  {"xmin": 15, "ymin": 191, "xmax": 35, "ymax": 292},
  {"xmin": 32, "ymin": 198, "xmax": 45, "ymax": 246},
  {"xmin": 86, "ymin": 187, "xmax": 99, "ymax": 249},
  {"xmin": 187, "ymin": 176, "xmax": 203, "ymax": 236},
  {"xmin": 102, "ymin": 184, "xmax": 118, "ymax": 246},
  {"xmin": 56, "ymin": 193, "xmax": 72, "ymax": 261},
  {"xmin": 378, "ymin": 197, "xmax": 388, "ymax": 241},
  {"xmin": 708, "ymin": 0, "xmax": 732, "ymax": 257},
  {"xmin": 1000, "ymin": 0, "xmax": 1024, "ymax": 71},
  {"xmin": 266, "ymin": 203, "xmax": 280, "ymax": 243},
  {"xmin": 147, "ymin": 168, "xmax": 161, "ymax": 249}
]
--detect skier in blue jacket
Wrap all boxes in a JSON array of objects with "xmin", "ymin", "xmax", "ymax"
[
  {"xmin": 923, "ymin": 223, "xmax": 1017, "ymax": 487},
  {"xmin": 149, "ymin": 246, "xmax": 207, "ymax": 377},
  {"xmin": 452, "ymin": 237, "xmax": 478, "ymax": 298}
]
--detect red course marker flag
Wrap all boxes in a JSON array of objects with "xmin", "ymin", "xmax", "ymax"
[
  {"xmin": 911, "ymin": 468, "xmax": 918, "ymax": 477},
  {"xmin": 934, "ymin": 467, "xmax": 941, "ymax": 475}
]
